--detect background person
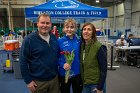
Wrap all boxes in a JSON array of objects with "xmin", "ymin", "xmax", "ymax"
[
  {"xmin": 126, "ymin": 34, "xmax": 134, "ymax": 46},
  {"xmin": 116, "ymin": 35, "xmax": 127, "ymax": 46},
  {"xmin": 51, "ymin": 25, "xmax": 59, "ymax": 38},
  {"xmin": 80, "ymin": 23, "xmax": 107, "ymax": 93},
  {"xmin": 58, "ymin": 18, "xmax": 82, "ymax": 93},
  {"xmin": 8, "ymin": 30, "xmax": 16, "ymax": 36},
  {"xmin": 19, "ymin": 13, "xmax": 60, "ymax": 93},
  {"xmin": 115, "ymin": 35, "xmax": 127, "ymax": 61}
]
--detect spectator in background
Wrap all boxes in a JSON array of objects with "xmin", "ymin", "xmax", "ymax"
[
  {"xmin": 116, "ymin": 35, "xmax": 127, "ymax": 46},
  {"xmin": 21, "ymin": 30, "xmax": 26, "ymax": 38},
  {"xmin": 8, "ymin": 30, "xmax": 16, "ymax": 36},
  {"xmin": 115, "ymin": 35, "xmax": 128, "ymax": 61},
  {"xmin": 126, "ymin": 34, "xmax": 134, "ymax": 46},
  {"xmin": 51, "ymin": 25, "xmax": 59, "ymax": 38},
  {"xmin": 3, "ymin": 30, "xmax": 14, "ymax": 36}
]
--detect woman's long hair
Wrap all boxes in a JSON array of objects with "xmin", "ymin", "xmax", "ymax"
[
  {"xmin": 81, "ymin": 22, "xmax": 97, "ymax": 42},
  {"xmin": 81, "ymin": 23, "xmax": 97, "ymax": 50}
]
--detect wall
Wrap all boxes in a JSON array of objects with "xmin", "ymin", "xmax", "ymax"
[
  {"xmin": 106, "ymin": 0, "xmax": 140, "ymax": 36},
  {"xmin": 103, "ymin": 3, "xmax": 125, "ymax": 36},
  {"xmin": 115, "ymin": 3, "xmax": 124, "ymax": 29},
  {"xmin": 131, "ymin": 0, "xmax": 140, "ymax": 36},
  {"xmin": 132, "ymin": 0, "xmax": 140, "ymax": 12}
]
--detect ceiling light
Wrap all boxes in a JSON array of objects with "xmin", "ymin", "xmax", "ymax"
[{"xmin": 96, "ymin": 0, "xmax": 100, "ymax": 3}]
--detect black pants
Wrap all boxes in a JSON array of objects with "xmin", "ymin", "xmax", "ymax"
[{"xmin": 59, "ymin": 74, "xmax": 83, "ymax": 93}]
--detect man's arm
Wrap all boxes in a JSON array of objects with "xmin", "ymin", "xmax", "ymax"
[{"xmin": 19, "ymin": 37, "xmax": 32, "ymax": 84}]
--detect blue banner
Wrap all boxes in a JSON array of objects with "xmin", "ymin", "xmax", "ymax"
[{"xmin": 25, "ymin": 0, "xmax": 108, "ymax": 22}]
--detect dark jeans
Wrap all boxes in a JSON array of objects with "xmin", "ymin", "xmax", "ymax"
[{"xmin": 59, "ymin": 74, "xmax": 83, "ymax": 93}]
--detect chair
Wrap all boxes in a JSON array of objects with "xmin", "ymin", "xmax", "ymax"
[
  {"xmin": 127, "ymin": 52, "xmax": 138, "ymax": 66},
  {"xmin": 114, "ymin": 47, "xmax": 128, "ymax": 63},
  {"xmin": 127, "ymin": 38, "xmax": 140, "ymax": 66}
]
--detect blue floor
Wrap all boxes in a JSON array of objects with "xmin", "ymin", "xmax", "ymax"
[
  {"xmin": 0, "ymin": 48, "xmax": 30, "ymax": 93},
  {"xmin": 0, "ymin": 71, "xmax": 29, "ymax": 93}
]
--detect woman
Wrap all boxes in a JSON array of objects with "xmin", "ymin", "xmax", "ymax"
[
  {"xmin": 58, "ymin": 18, "xmax": 82, "ymax": 93},
  {"xmin": 80, "ymin": 23, "xmax": 107, "ymax": 93}
]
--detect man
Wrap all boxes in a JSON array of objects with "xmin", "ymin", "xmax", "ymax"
[
  {"xmin": 126, "ymin": 34, "xmax": 134, "ymax": 46},
  {"xmin": 51, "ymin": 25, "xmax": 59, "ymax": 38},
  {"xmin": 116, "ymin": 35, "xmax": 127, "ymax": 46},
  {"xmin": 9, "ymin": 30, "xmax": 16, "ymax": 36},
  {"xmin": 19, "ymin": 13, "xmax": 60, "ymax": 93},
  {"xmin": 115, "ymin": 35, "xmax": 127, "ymax": 62}
]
